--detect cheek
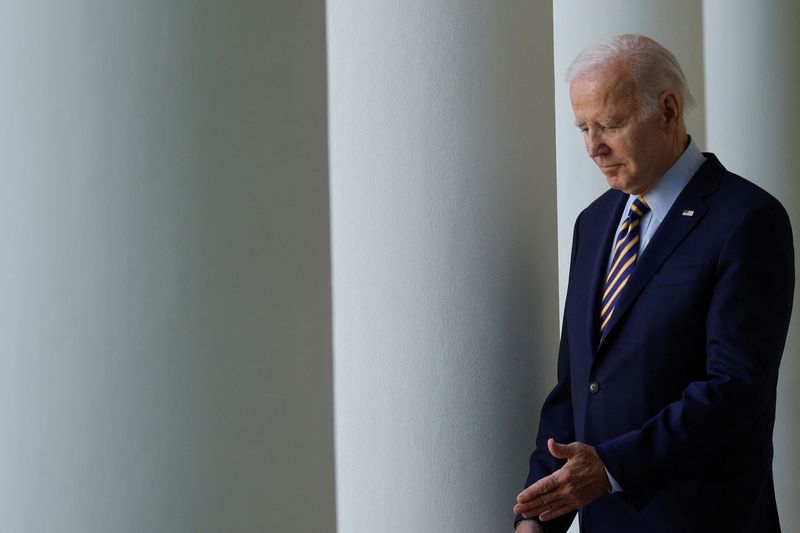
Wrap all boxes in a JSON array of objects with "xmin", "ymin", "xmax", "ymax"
[
  {"xmin": 621, "ymin": 138, "xmax": 646, "ymax": 165},
  {"xmin": 609, "ymin": 138, "xmax": 630, "ymax": 161}
]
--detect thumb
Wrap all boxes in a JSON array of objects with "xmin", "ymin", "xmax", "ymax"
[{"xmin": 547, "ymin": 438, "xmax": 576, "ymax": 459}]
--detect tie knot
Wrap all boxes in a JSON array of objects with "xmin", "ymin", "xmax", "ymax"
[{"xmin": 629, "ymin": 195, "xmax": 650, "ymax": 219}]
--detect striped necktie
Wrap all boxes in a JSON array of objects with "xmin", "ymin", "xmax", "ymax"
[{"xmin": 600, "ymin": 196, "xmax": 650, "ymax": 337}]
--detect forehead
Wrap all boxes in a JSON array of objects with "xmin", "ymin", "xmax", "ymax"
[{"xmin": 569, "ymin": 66, "xmax": 639, "ymax": 121}]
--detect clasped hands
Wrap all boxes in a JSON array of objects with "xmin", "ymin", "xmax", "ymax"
[{"xmin": 513, "ymin": 438, "xmax": 610, "ymax": 523}]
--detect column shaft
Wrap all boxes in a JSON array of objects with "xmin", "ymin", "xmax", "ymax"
[
  {"xmin": 552, "ymin": 1, "xmax": 705, "ymax": 317},
  {"xmin": 553, "ymin": 5, "xmax": 704, "ymax": 531},
  {"xmin": 704, "ymin": 1, "xmax": 800, "ymax": 528},
  {"xmin": 328, "ymin": 1, "xmax": 559, "ymax": 531},
  {"xmin": 0, "ymin": 2, "xmax": 334, "ymax": 531}
]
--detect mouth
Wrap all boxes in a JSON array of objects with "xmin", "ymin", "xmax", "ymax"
[{"xmin": 599, "ymin": 163, "xmax": 622, "ymax": 176}]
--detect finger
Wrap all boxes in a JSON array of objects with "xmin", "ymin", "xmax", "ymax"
[
  {"xmin": 515, "ymin": 494, "xmax": 567, "ymax": 518},
  {"xmin": 516, "ymin": 502, "xmax": 569, "ymax": 518},
  {"xmin": 539, "ymin": 503, "xmax": 574, "ymax": 522},
  {"xmin": 514, "ymin": 499, "xmax": 542, "ymax": 517},
  {"xmin": 514, "ymin": 498, "xmax": 545, "ymax": 517},
  {"xmin": 517, "ymin": 471, "xmax": 562, "ymax": 503},
  {"xmin": 547, "ymin": 438, "xmax": 575, "ymax": 459}
]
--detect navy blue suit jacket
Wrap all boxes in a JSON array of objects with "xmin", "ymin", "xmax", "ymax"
[{"xmin": 521, "ymin": 154, "xmax": 794, "ymax": 532}]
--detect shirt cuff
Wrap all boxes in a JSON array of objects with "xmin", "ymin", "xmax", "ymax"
[{"xmin": 605, "ymin": 466, "xmax": 622, "ymax": 493}]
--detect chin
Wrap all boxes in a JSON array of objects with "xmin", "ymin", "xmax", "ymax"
[
  {"xmin": 606, "ymin": 174, "xmax": 638, "ymax": 193},
  {"xmin": 605, "ymin": 176, "xmax": 625, "ymax": 191}
]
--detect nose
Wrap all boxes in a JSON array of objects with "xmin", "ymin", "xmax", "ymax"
[{"xmin": 585, "ymin": 129, "xmax": 610, "ymax": 158}]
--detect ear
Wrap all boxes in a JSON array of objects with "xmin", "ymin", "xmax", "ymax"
[{"xmin": 660, "ymin": 91, "xmax": 681, "ymax": 127}]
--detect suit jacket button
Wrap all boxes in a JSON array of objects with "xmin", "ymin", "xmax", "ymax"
[{"xmin": 588, "ymin": 381, "xmax": 600, "ymax": 394}]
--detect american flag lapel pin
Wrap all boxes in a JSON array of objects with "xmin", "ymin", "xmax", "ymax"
[{"xmin": 682, "ymin": 209, "xmax": 694, "ymax": 217}]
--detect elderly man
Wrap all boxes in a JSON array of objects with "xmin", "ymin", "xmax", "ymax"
[{"xmin": 513, "ymin": 34, "xmax": 794, "ymax": 532}]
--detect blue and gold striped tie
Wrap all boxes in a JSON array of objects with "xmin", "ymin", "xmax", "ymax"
[{"xmin": 600, "ymin": 196, "xmax": 650, "ymax": 337}]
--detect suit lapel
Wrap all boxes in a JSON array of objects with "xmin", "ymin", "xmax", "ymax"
[{"xmin": 595, "ymin": 155, "xmax": 723, "ymax": 353}]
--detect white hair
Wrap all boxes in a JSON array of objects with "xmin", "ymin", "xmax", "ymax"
[{"xmin": 567, "ymin": 34, "xmax": 695, "ymax": 118}]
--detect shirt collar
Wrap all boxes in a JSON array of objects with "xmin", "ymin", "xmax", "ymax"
[{"xmin": 639, "ymin": 137, "xmax": 706, "ymax": 222}]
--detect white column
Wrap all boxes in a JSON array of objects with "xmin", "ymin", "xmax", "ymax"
[
  {"xmin": 704, "ymin": 1, "xmax": 800, "ymax": 528},
  {"xmin": 552, "ymin": 1, "xmax": 705, "ymax": 316},
  {"xmin": 0, "ymin": 2, "xmax": 335, "ymax": 532},
  {"xmin": 328, "ymin": 1, "xmax": 559, "ymax": 531},
  {"xmin": 552, "ymin": 4, "xmax": 704, "ymax": 531}
]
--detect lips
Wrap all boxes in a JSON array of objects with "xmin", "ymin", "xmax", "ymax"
[{"xmin": 599, "ymin": 163, "xmax": 622, "ymax": 175}]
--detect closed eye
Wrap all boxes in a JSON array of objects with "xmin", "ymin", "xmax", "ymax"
[{"xmin": 598, "ymin": 121, "xmax": 623, "ymax": 130}]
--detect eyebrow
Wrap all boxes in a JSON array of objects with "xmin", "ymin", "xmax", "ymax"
[{"xmin": 574, "ymin": 117, "xmax": 625, "ymax": 128}]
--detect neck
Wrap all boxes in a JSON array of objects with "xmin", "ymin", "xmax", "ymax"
[
  {"xmin": 633, "ymin": 131, "xmax": 689, "ymax": 196},
  {"xmin": 662, "ymin": 128, "xmax": 689, "ymax": 175}
]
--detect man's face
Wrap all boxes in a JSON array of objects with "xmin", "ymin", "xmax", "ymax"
[{"xmin": 570, "ymin": 64, "xmax": 675, "ymax": 195}]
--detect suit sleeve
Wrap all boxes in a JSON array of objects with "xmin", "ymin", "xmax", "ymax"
[
  {"xmin": 594, "ymin": 201, "xmax": 795, "ymax": 508},
  {"xmin": 515, "ymin": 217, "xmax": 582, "ymax": 532}
]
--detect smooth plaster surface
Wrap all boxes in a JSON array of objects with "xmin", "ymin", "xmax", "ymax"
[
  {"xmin": 0, "ymin": 2, "xmax": 335, "ymax": 531},
  {"xmin": 328, "ymin": 1, "xmax": 559, "ymax": 531}
]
